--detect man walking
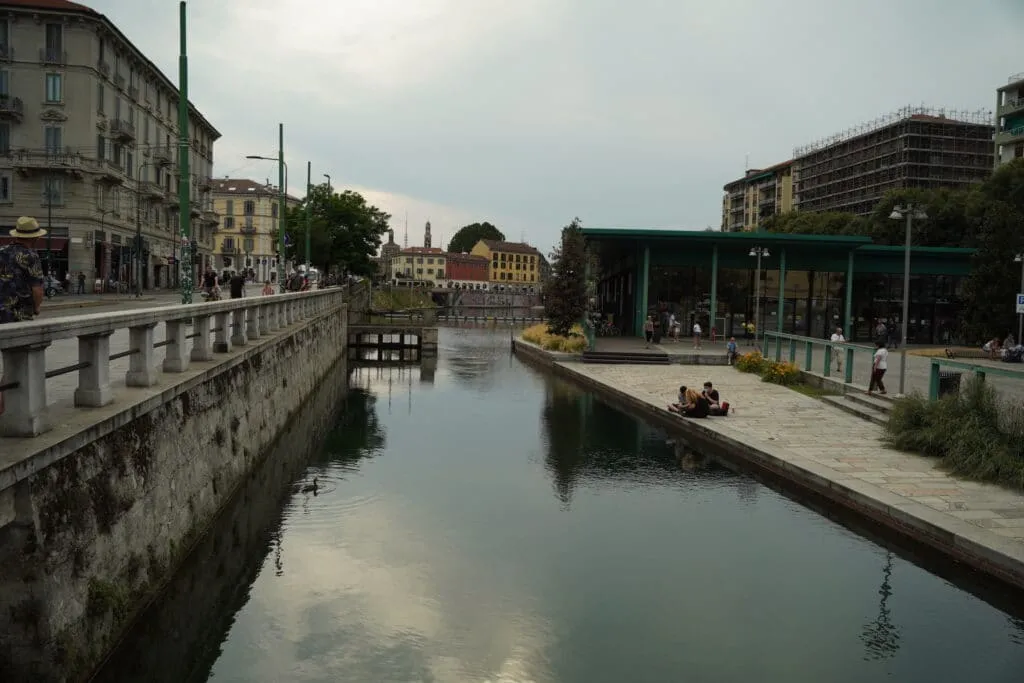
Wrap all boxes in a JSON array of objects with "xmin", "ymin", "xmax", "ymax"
[{"xmin": 0, "ymin": 216, "xmax": 46, "ymax": 324}]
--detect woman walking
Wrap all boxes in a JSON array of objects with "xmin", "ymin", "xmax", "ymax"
[{"xmin": 868, "ymin": 340, "xmax": 888, "ymax": 395}]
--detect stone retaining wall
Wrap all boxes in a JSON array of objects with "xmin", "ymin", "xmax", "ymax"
[{"xmin": 0, "ymin": 306, "xmax": 347, "ymax": 682}]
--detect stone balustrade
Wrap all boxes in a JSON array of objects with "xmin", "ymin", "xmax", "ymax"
[{"xmin": 0, "ymin": 288, "xmax": 343, "ymax": 438}]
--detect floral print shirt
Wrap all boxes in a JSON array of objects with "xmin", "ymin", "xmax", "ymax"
[{"xmin": 0, "ymin": 243, "xmax": 44, "ymax": 323}]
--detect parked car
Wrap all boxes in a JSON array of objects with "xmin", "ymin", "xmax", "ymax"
[{"xmin": 44, "ymin": 275, "xmax": 63, "ymax": 298}]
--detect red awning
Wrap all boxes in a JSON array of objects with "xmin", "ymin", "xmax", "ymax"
[{"xmin": 0, "ymin": 236, "xmax": 69, "ymax": 252}]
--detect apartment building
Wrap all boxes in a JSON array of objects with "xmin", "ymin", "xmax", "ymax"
[
  {"xmin": 721, "ymin": 160, "xmax": 794, "ymax": 232},
  {"xmin": 792, "ymin": 106, "xmax": 993, "ymax": 216},
  {"xmin": 995, "ymin": 72, "xmax": 1024, "ymax": 167},
  {"xmin": 211, "ymin": 178, "xmax": 300, "ymax": 282},
  {"xmin": 470, "ymin": 239, "xmax": 542, "ymax": 287},
  {"xmin": 0, "ymin": 0, "xmax": 220, "ymax": 289},
  {"xmin": 393, "ymin": 246, "xmax": 446, "ymax": 286}
]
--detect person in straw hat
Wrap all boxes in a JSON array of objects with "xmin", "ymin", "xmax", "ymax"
[{"xmin": 0, "ymin": 216, "xmax": 46, "ymax": 323}]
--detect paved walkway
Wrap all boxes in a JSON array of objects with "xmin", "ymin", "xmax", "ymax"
[{"xmin": 552, "ymin": 360, "xmax": 1024, "ymax": 587}]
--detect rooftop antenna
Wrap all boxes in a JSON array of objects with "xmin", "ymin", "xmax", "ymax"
[{"xmin": 403, "ymin": 211, "xmax": 408, "ymax": 248}]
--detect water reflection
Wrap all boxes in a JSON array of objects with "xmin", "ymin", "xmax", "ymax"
[{"xmin": 861, "ymin": 551, "xmax": 902, "ymax": 661}]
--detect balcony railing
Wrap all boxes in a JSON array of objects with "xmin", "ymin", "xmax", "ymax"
[
  {"xmin": 128, "ymin": 86, "xmax": 139, "ymax": 101},
  {"xmin": 220, "ymin": 243, "xmax": 240, "ymax": 254},
  {"xmin": 8, "ymin": 148, "xmax": 85, "ymax": 174},
  {"xmin": 152, "ymin": 146, "xmax": 173, "ymax": 166},
  {"xmin": 201, "ymin": 209, "xmax": 220, "ymax": 226},
  {"xmin": 0, "ymin": 289, "xmax": 344, "ymax": 438},
  {"xmin": 110, "ymin": 119, "xmax": 136, "ymax": 141},
  {"xmin": 140, "ymin": 180, "xmax": 165, "ymax": 200},
  {"xmin": 0, "ymin": 96, "xmax": 24, "ymax": 122},
  {"xmin": 114, "ymin": 73, "xmax": 125, "ymax": 88},
  {"xmin": 39, "ymin": 47, "xmax": 66, "ymax": 65}
]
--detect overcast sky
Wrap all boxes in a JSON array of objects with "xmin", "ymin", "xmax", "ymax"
[{"xmin": 96, "ymin": 0, "xmax": 1024, "ymax": 254}]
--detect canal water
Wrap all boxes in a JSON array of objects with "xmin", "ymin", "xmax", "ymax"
[{"xmin": 97, "ymin": 328, "xmax": 1024, "ymax": 683}]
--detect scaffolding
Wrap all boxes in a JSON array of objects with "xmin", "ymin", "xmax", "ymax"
[{"xmin": 791, "ymin": 106, "xmax": 994, "ymax": 216}]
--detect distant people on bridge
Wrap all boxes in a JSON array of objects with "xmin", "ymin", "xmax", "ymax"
[
  {"xmin": 262, "ymin": 280, "xmax": 274, "ymax": 296},
  {"xmin": 0, "ymin": 216, "xmax": 46, "ymax": 324}
]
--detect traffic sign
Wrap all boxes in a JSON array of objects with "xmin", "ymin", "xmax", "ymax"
[{"xmin": 1017, "ymin": 294, "xmax": 1024, "ymax": 314}]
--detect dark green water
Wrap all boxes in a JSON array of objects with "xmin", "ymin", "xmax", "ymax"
[{"xmin": 98, "ymin": 328, "xmax": 1024, "ymax": 683}]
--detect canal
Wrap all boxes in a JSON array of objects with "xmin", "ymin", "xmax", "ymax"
[{"xmin": 96, "ymin": 328, "xmax": 1024, "ymax": 682}]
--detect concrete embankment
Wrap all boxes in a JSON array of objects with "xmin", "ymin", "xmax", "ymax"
[
  {"xmin": 513, "ymin": 338, "xmax": 1024, "ymax": 594},
  {"xmin": 0, "ymin": 298, "xmax": 347, "ymax": 682}
]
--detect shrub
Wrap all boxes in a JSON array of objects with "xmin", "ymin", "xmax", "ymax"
[
  {"xmin": 735, "ymin": 351, "xmax": 766, "ymax": 374},
  {"xmin": 885, "ymin": 378, "xmax": 1024, "ymax": 488},
  {"xmin": 761, "ymin": 360, "xmax": 801, "ymax": 386},
  {"xmin": 521, "ymin": 323, "xmax": 587, "ymax": 353}
]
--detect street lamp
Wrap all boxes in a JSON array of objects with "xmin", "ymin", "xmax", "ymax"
[
  {"xmin": 889, "ymin": 205, "xmax": 927, "ymax": 396},
  {"xmin": 305, "ymin": 160, "xmax": 312, "ymax": 277},
  {"xmin": 323, "ymin": 173, "xmax": 331, "ymax": 195},
  {"xmin": 1015, "ymin": 253, "xmax": 1023, "ymax": 343},
  {"xmin": 247, "ymin": 148, "xmax": 288, "ymax": 290},
  {"xmin": 749, "ymin": 247, "xmax": 769, "ymax": 348}
]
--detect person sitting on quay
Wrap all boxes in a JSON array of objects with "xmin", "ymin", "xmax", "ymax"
[
  {"xmin": 702, "ymin": 381, "xmax": 730, "ymax": 416},
  {"xmin": 668, "ymin": 385, "xmax": 710, "ymax": 418}
]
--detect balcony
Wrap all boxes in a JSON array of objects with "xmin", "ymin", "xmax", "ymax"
[
  {"xmin": 220, "ymin": 243, "xmax": 239, "ymax": 255},
  {"xmin": 0, "ymin": 95, "xmax": 23, "ymax": 122},
  {"xmin": 110, "ymin": 119, "xmax": 136, "ymax": 142},
  {"xmin": 996, "ymin": 125, "xmax": 1024, "ymax": 147},
  {"xmin": 201, "ymin": 209, "xmax": 220, "ymax": 227},
  {"xmin": 39, "ymin": 47, "xmax": 66, "ymax": 65},
  {"xmin": 114, "ymin": 73, "xmax": 125, "ymax": 88},
  {"xmin": 999, "ymin": 96, "xmax": 1024, "ymax": 118},
  {"xmin": 11, "ymin": 148, "xmax": 85, "ymax": 178},
  {"xmin": 128, "ymin": 86, "xmax": 139, "ymax": 101},
  {"xmin": 152, "ymin": 146, "xmax": 172, "ymax": 166},
  {"xmin": 190, "ymin": 202, "xmax": 202, "ymax": 218},
  {"xmin": 94, "ymin": 158, "xmax": 124, "ymax": 185},
  {"xmin": 140, "ymin": 180, "xmax": 165, "ymax": 201},
  {"xmin": 198, "ymin": 176, "xmax": 212, "ymax": 192},
  {"xmin": 97, "ymin": 59, "xmax": 110, "ymax": 77}
]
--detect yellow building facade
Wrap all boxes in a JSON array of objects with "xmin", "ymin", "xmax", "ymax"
[
  {"xmin": 721, "ymin": 161, "xmax": 794, "ymax": 232},
  {"xmin": 211, "ymin": 179, "xmax": 299, "ymax": 282},
  {"xmin": 393, "ymin": 247, "xmax": 447, "ymax": 286},
  {"xmin": 470, "ymin": 239, "xmax": 542, "ymax": 285}
]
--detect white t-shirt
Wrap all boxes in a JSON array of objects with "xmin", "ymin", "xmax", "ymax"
[
  {"xmin": 669, "ymin": 314, "xmax": 677, "ymax": 327},
  {"xmin": 693, "ymin": 323, "xmax": 702, "ymax": 336},
  {"xmin": 830, "ymin": 333, "xmax": 845, "ymax": 343},
  {"xmin": 874, "ymin": 347, "xmax": 888, "ymax": 370}
]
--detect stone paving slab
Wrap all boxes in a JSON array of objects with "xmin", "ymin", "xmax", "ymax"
[{"xmin": 546, "ymin": 357, "xmax": 1024, "ymax": 589}]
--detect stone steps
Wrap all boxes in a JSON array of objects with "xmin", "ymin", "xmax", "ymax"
[
  {"xmin": 581, "ymin": 351, "xmax": 671, "ymax": 366},
  {"xmin": 821, "ymin": 391, "xmax": 891, "ymax": 427}
]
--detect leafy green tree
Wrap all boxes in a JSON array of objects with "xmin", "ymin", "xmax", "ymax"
[
  {"xmin": 446, "ymin": 221, "xmax": 504, "ymax": 253},
  {"xmin": 277, "ymin": 183, "xmax": 390, "ymax": 276},
  {"xmin": 543, "ymin": 217, "xmax": 588, "ymax": 336}
]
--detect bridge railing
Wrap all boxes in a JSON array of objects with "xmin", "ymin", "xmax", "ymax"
[
  {"xmin": 0, "ymin": 288, "xmax": 344, "ymax": 438},
  {"xmin": 923, "ymin": 357, "xmax": 1024, "ymax": 401}
]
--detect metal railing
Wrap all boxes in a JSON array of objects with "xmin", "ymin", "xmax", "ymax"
[
  {"xmin": 925, "ymin": 358, "xmax": 1024, "ymax": 401},
  {"xmin": 0, "ymin": 288, "xmax": 344, "ymax": 438},
  {"xmin": 762, "ymin": 331, "xmax": 878, "ymax": 385}
]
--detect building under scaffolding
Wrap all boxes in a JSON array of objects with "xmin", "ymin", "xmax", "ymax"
[{"xmin": 792, "ymin": 106, "xmax": 994, "ymax": 216}]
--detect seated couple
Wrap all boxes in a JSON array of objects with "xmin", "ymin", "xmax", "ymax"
[{"xmin": 668, "ymin": 382, "xmax": 730, "ymax": 418}]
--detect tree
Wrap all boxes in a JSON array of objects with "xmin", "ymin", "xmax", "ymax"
[
  {"xmin": 446, "ymin": 221, "xmax": 504, "ymax": 253},
  {"xmin": 277, "ymin": 183, "xmax": 390, "ymax": 276},
  {"xmin": 762, "ymin": 211, "xmax": 869, "ymax": 236},
  {"xmin": 543, "ymin": 217, "xmax": 588, "ymax": 336}
]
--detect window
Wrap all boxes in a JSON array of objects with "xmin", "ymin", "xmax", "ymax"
[
  {"xmin": 0, "ymin": 172, "xmax": 11, "ymax": 202},
  {"xmin": 98, "ymin": 38, "xmax": 104, "ymax": 62},
  {"xmin": 224, "ymin": 216, "xmax": 234, "ymax": 229},
  {"xmin": 45, "ymin": 73, "xmax": 62, "ymax": 103},
  {"xmin": 271, "ymin": 204, "xmax": 278, "ymax": 218},
  {"xmin": 143, "ymin": 115, "xmax": 149, "ymax": 143},
  {"xmin": 96, "ymin": 134, "xmax": 105, "ymax": 160},
  {"xmin": 44, "ymin": 23, "xmax": 63, "ymax": 58},
  {"xmin": 126, "ymin": 151, "xmax": 133, "ymax": 178},
  {"xmin": 114, "ymin": 96, "xmax": 121, "ymax": 119},
  {"xmin": 0, "ymin": 70, "xmax": 8, "ymax": 96},
  {"xmin": 113, "ymin": 143, "xmax": 122, "ymax": 165},
  {"xmin": 244, "ymin": 238, "xmax": 254, "ymax": 253},
  {"xmin": 42, "ymin": 176, "xmax": 63, "ymax": 205},
  {"xmin": 0, "ymin": 123, "xmax": 8, "ymax": 154},
  {"xmin": 223, "ymin": 237, "xmax": 234, "ymax": 251},
  {"xmin": 243, "ymin": 200, "xmax": 254, "ymax": 215},
  {"xmin": 128, "ymin": 104, "xmax": 134, "ymax": 124},
  {"xmin": 43, "ymin": 125, "xmax": 61, "ymax": 153},
  {"xmin": 97, "ymin": 83, "xmax": 104, "ymax": 113},
  {"xmin": 225, "ymin": 200, "xmax": 233, "ymax": 215},
  {"xmin": 0, "ymin": 20, "xmax": 9, "ymax": 57}
]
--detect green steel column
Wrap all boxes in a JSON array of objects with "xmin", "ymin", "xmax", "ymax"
[
  {"xmin": 844, "ymin": 251, "xmax": 854, "ymax": 336},
  {"xmin": 277, "ymin": 123, "xmax": 285, "ymax": 291},
  {"xmin": 305, "ymin": 160, "xmax": 311, "ymax": 273},
  {"xmin": 177, "ymin": 1, "xmax": 191, "ymax": 304},
  {"xmin": 635, "ymin": 245, "xmax": 650, "ymax": 337},
  {"xmin": 776, "ymin": 248, "xmax": 786, "ymax": 333},
  {"xmin": 709, "ymin": 245, "xmax": 718, "ymax": 336}
]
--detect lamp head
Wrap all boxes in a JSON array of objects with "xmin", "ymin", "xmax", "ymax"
[
  {"xmin": 889, "ymin": 209, "xmax": 903, "ymax": 220},
  {"xmin": 1015, "ymin": 254, "xmax": 1023, "ymax": 263},
  {"xmin": 748, "ymin": 248, "xmax": 757, "ymax": 257}
]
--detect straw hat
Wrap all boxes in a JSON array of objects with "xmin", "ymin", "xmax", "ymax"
[{"xmin": 9, "ymin": 216, "xmax": 47, "ymax": 239}]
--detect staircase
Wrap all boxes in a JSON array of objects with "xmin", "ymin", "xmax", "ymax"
[
  {"xmin": 581, "ymin": 350, "xmax": 671, "ymax": 366},
  {"xmin": 822, "ymin": 391, "xmax": 893, "ymax": 426}
]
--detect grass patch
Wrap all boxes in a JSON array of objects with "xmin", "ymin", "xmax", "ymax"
[
  {"xmin": 521, "ymin": 323, "xmax": 587, "ymax": 353},
  {"xmin": 885, "ymin": 378, "xmax": 1024, "ymax": 488},
  {"xmin": 788, "ymin": 384, "xmax": 839, "ymax": 399},
  {"xmin": 908, "ymin": 346, "xmax": 974, "ymax": 358}
]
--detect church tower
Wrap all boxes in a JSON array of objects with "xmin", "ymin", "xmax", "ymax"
[{"xmin": 424, "ymin": 221, "xmax": 432, "ymax": 249}]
